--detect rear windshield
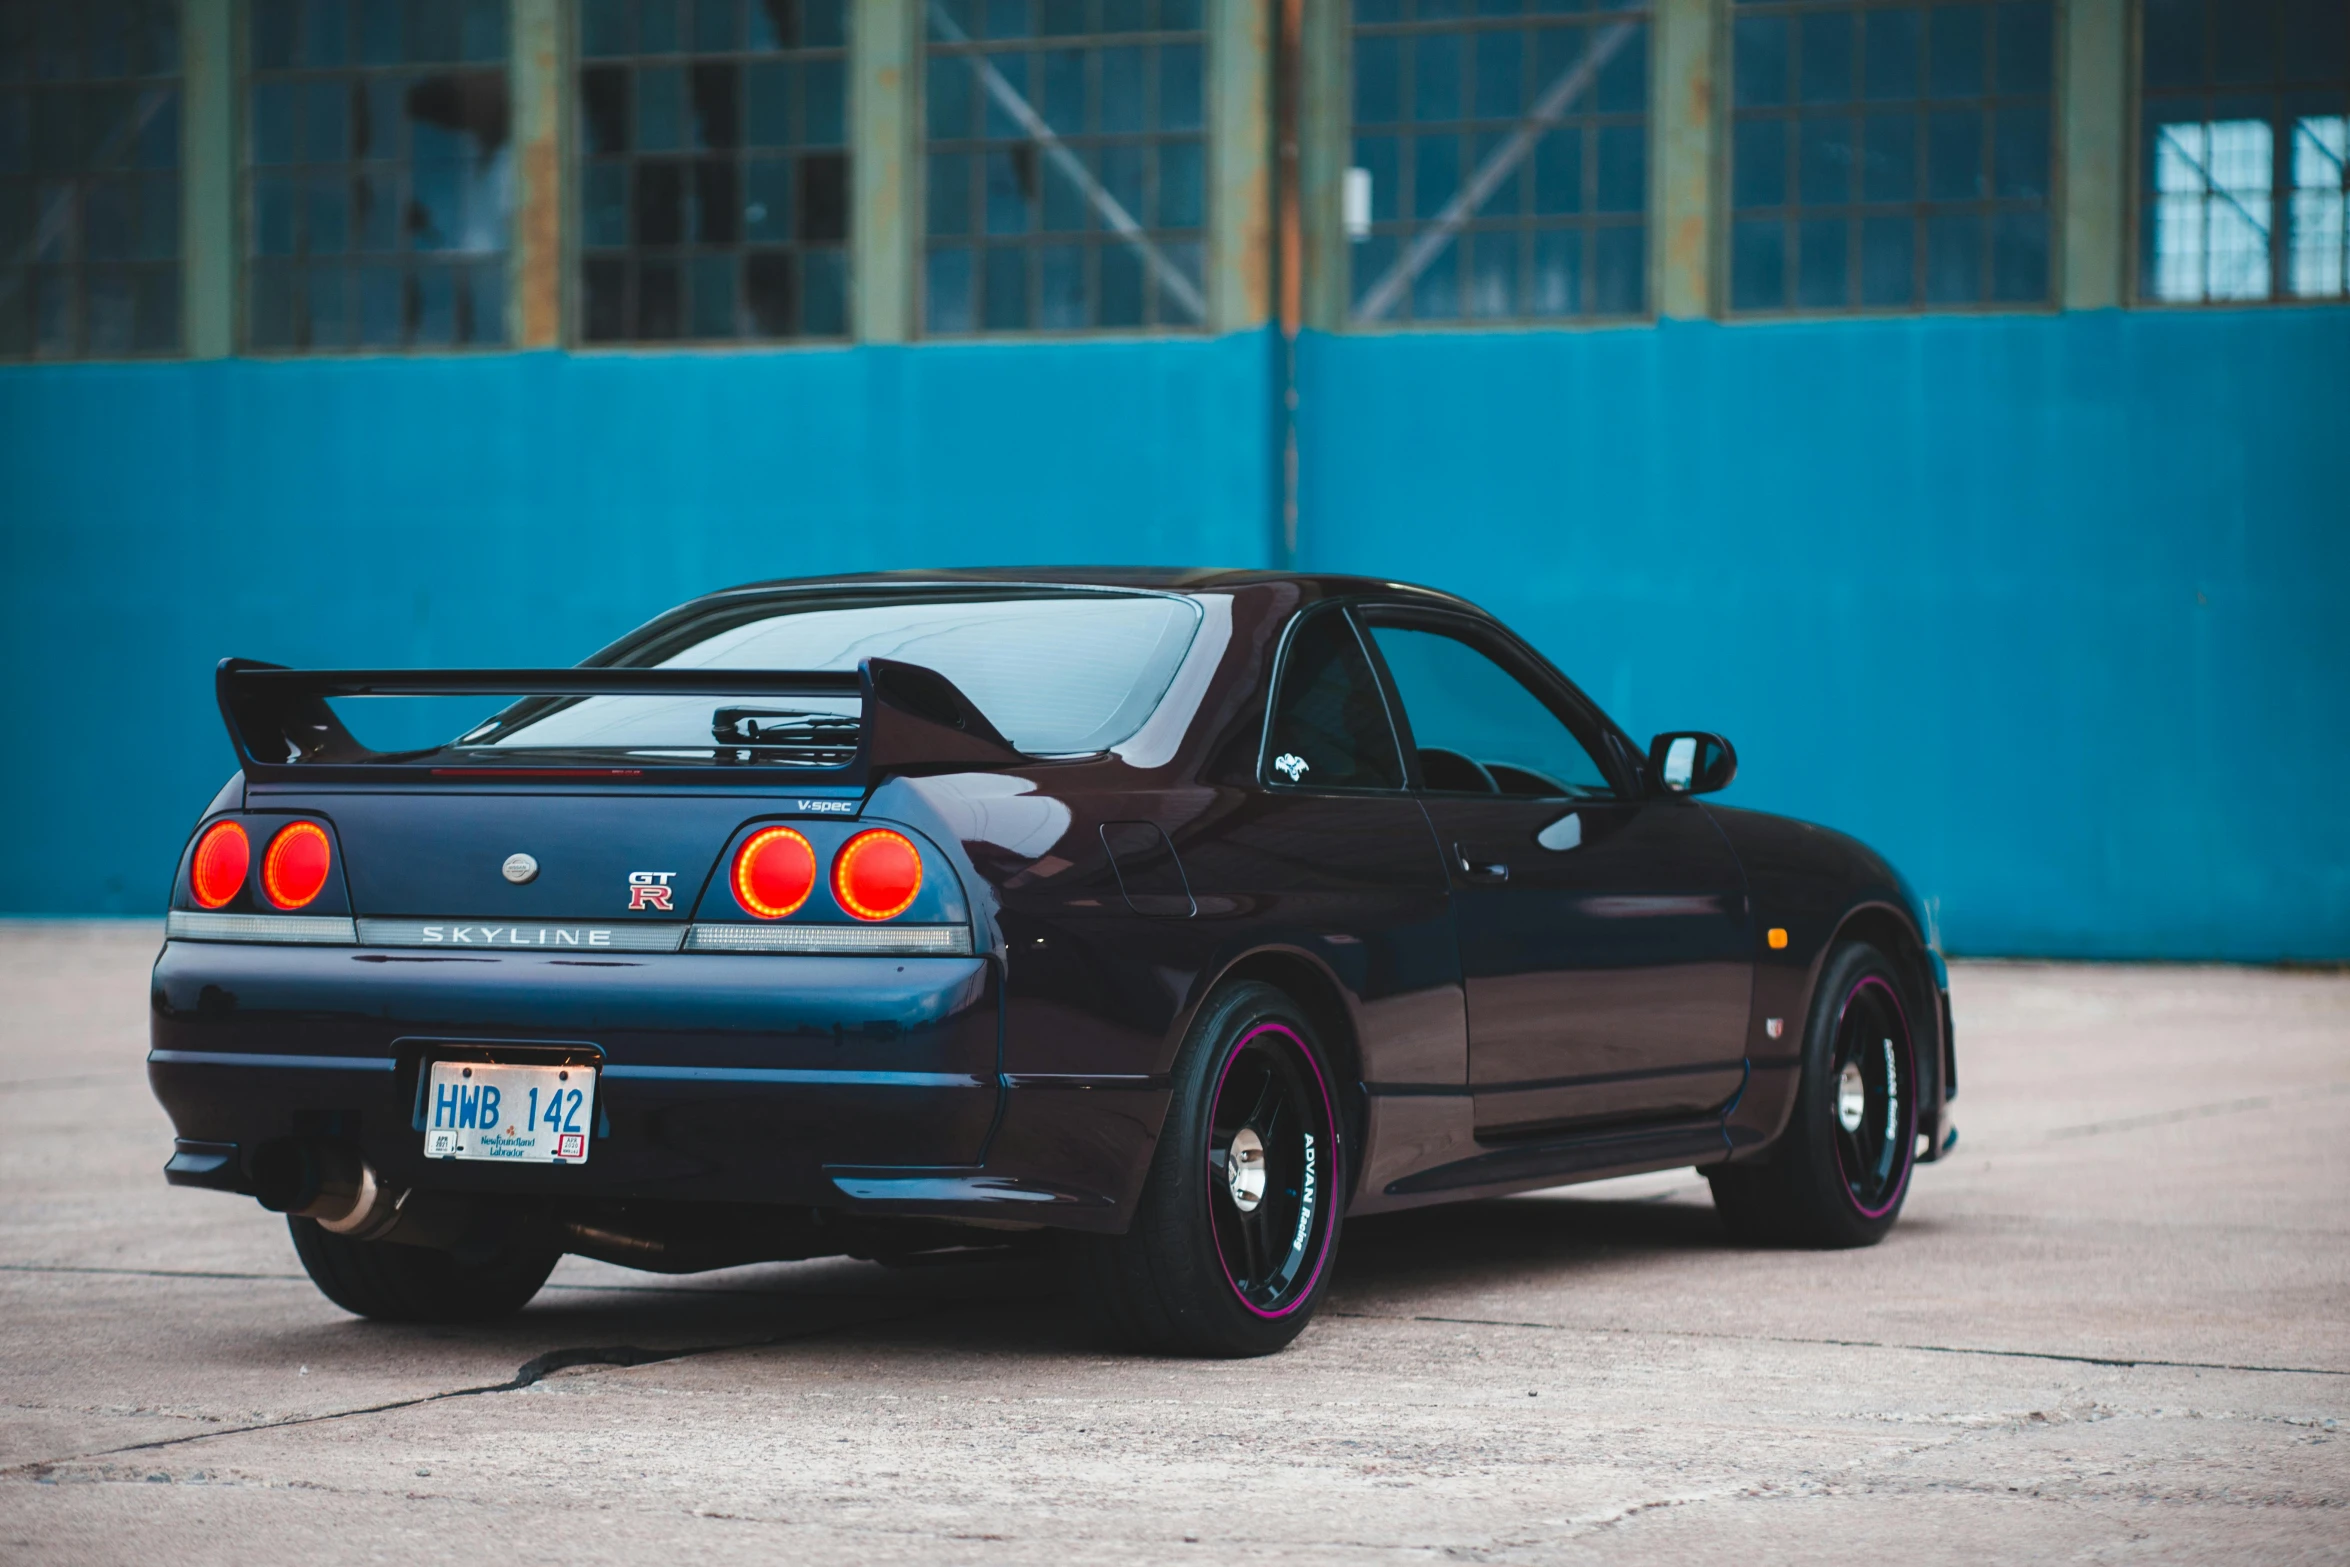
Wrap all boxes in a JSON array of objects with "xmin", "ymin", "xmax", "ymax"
[{"xmin": 450, "ymin": 590, "xmax": 1203, "ymax": 762}]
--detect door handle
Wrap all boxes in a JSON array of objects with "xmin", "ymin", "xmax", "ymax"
[{"xmin": 1455, "ymin": 847, "xmax": 1509, "ymax": 884}]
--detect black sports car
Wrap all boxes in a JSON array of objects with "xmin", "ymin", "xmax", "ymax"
[{"xmin": 150, "ymin": 570, "xmax": 1955, "ymax": 1355}]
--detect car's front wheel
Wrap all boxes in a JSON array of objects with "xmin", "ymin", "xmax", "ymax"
[
  {"xmin": 1076, "ymin": 980, "xmax": 1345, "ymax": 1356},
  {"xmin": 1710, "ymin": 940, "xmax": 1920, "ymax": 1248}
]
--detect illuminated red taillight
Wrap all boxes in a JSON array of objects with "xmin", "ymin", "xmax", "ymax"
[
  {"xmin": 189, "ymin": 821, "xmax": 250, "ymax": 909},
  {"xmin": 734, "ymin": 826, "xmax": 817, "ymax": 919},
  {"xmin": 261, "ymin": 821, "xmax": 332, "ymax": 910},
  {"xmin": 832, "ymin": 830, "xmax": 922, "ymax": 922}
]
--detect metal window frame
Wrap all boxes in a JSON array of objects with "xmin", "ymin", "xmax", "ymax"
[
  {"xmin": 1337, "ymin": 0, "xmax": 1660, "ymax": 332},
  {"xmin": 2124, "ymin": 0, "xmax": 2350, "ymax": 309},
  {"xmin": 915, "ymin": 0, "xmax": 1215, "ymax": 339},
  {"xmin": 235, "ymin": 0, "xmax": 519, "ymax": 356},
  {"xmin": 0, "ymin": 0, "xmax": 189, "ymax": 362},
  {"xmin": 1719, "ymin": 0, "xmax": 2064, "ymax": 320},
  {"xmin": 566, "ymin": 0, "xmax": 855, "ymax": 348}
]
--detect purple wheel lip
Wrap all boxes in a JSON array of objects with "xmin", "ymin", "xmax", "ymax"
[
  {"xmin": 1833, "ymin": 973, "xmax": 1917, "ymax": 1221},
  {"xmin": 1209, "ymin": 1020, "xmax": 1338, "ymax": 1320}
]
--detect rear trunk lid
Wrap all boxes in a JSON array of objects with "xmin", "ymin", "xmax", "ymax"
[{"xmin": 269, "ymin": 788, "xmax": 847, "ymax": 921}]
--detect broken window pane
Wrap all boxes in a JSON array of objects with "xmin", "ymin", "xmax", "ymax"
[
  {"xmin": 244, "ymin": 0, "xmax": 510, "ymax": 352},
  {"xmin": 576, "ymin": 0, "xmax": 849, "ymax": 343},
  {"xmin": 1729, "ymin": 0, "xmax": 2052, "ymax": 314},
  {"xmin": 2137, "ymin": 0, "xmax": 2349, "ymax": 303},
  {"xmin": 0, "ymin": 0, "xmax": 181, "ymax": 359},
  {"xmin": 923, "ymin": 0, "xmax": 1206, "ymax": 335},
  {"xmin": 1348, "ymin": 1, "xmax": 1649, "ymax": 326}
]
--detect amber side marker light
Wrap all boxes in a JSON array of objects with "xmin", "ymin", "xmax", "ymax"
[
  {"xmin": 1767, "ymin": 927, "xmax": 1789, "ymax": 949},
  {"xmin": 735, "ymin": 826, "xmax": 817, "ymax": 919},
  {"xmin": 190, "ymin": 821, "xmax": 250, "ymax": 909},
  {"xmin": 262, "ymin": 822, "xmax": 333, "ymax": 909},
  {"xmin": 832, "ymin": 830, "xmax": 922, "ymax": 922}
]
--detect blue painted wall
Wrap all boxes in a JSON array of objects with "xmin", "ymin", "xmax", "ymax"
[
  {"xmin": 0, "ymin": 332, "xmax": 1279, "ymax": 913},
  {"xmin": 4, "ymin": 309, "xmax": 2344, "ymax": 958},
  {"xmin": 1299, "ymin": 309, "xmax": 2350, "ymax": 960}
]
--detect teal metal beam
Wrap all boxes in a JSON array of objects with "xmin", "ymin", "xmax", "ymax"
[
  {"xmin": 2062, "ymin": 0, "xmax": 2128, "ymax": 309},
  {"xmin": 182, "ymin": 0, "xmax": 233, "ymax": 357}
]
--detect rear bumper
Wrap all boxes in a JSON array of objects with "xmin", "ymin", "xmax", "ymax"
[{"xmin": 148, "ymin": 938, "xmax": 1161, "ymax": 1231}]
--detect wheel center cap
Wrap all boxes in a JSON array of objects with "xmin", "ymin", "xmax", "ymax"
[
  {"xmin": 1225, "ymin": 1126, "xmax": 1267, "ymax": 1213},
  {"xmin": 1836, "ymin": 1062, "xmax": 1867, "ymax": 1134}
]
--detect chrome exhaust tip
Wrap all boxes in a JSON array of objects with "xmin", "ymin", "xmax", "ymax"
[
  {"xmin": 250, "ymin": 1141, "xmax": 405, "ymax": 1240},
  {"xmin": 310, "ymin": 1158, "xmax": 404, "ymax": 1239}
]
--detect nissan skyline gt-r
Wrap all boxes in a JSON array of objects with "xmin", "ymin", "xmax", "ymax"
[{"xmin": 149, "ymin": 570, "xmax": 1956, "ymax": 1356}]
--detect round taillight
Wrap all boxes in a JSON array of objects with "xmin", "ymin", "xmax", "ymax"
[
  {"xmin": 189, "ymin": 821, "xmax": 250, "ymax": 909},
  {"xmin": 734, "ymin": 826, "xmax": 816, "ymax": 919},
  {"xmin": 832, "ymin": 829, "xmax": 922, "ymax": 922},
  {"xmin": 262, "ymin": 821, "xmax": 332, "ymax": 910}
]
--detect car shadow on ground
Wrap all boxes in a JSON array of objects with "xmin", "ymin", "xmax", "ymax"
[
  {"xmin": 265, "ymin": 1190, "xmax": 1744, "ymax": 1369},
  {"xmin": 1333, "ymin": 1190, "xmax": 1734, "ymax": 1297}
]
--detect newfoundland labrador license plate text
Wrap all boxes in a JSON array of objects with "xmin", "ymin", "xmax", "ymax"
[{"xmin": 423, "ymin": 1061, "xmax": 593, "ymax": 1163}]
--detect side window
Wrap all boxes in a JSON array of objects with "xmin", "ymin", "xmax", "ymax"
[
  {"xmin": 1263, "ymin": 610, "xmax": 1404, "ymax": 791},
  {"xmin": 1366, "ymin": 624, "xmax": 1615, "ymax": 799}
]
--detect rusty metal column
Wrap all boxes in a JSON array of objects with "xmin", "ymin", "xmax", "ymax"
[
  {"xmin": 1652, "ymin": 0, "xmax": 1718, "ymax": 319},
  {"xmin": 1297, "ymin": 0, "xmax": 1348, "ymax": 332},
  {"xmin": 509, "ymin": 0, "xmax": 564, "ymax": 346},
  {"xmin": 2061, "ymin": 0, "xmax": 2127, "ymax": 309},
  {"xmin": 851, "ymin": 0, "xmax": 918, "ymax": 341},
  {"xmin": 1208, "ymin": 0, "xmax": 1274, "ymax": 333}
]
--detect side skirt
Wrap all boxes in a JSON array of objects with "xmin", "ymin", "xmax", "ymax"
[{"xmin": 1353, "ymin": 1101, "xmax": 1731, "ymax": 1215}]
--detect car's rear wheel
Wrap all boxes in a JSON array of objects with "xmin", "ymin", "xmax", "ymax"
[
  {"xmin": 1076, "ymin": 981, "xmax": 1345, "ymax": 1356},
  {"xmin": 1710, "ymin": 940, "xmax": 1919, "ymax": 1248},
  {"xmin": 288, "ymin": 1213, "xmax": 560, "ymax": 1323}
]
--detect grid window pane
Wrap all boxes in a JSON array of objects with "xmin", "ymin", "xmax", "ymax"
[
  {"xmin": 2138, "ymin": 0, "xmax": 2350, "ymax": 303},
  {"xmin": 246, "ymin": 0, "xmax": 509, "ymax": 353},
  {"xmin": 1728, "ymin": 0, "xmax": 2052, "ymax": 314},
  {"xmin": 1, "ymin": 0, "xmax": 182, "ymax": 359},
  {"xmin": 1349, "ymin": 1, "xmax": 1651, "ymax": 326},
  {"xmin": 924, "ymin": 0, "xmax": 1205, "ymax": 335},
  {"xmin": 576, "ymin": 0, "xmax": 848, "ymax": 344}
]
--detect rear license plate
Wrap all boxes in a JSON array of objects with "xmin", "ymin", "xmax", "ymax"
[{"xmin": 422, "ymin": 1061, "xmax": 594, "ymax": 1164}]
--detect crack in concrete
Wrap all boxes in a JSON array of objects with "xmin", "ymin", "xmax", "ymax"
[
  {"xmin": 1, "ymin": 1307, "xmax": 933, "ymax": 1480},
  {"xmin": 2042, "ymin": 1081, "xmax": 2350, "ymax": 1142},
  {"xmin": 1330, "ymin": 1312, "xmax": 2350, "ymax": 1378}
]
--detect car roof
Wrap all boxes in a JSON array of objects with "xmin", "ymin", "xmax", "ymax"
[{"xmin": 691, "ymin": 567, "xmax": 1487, "ymax": 614}]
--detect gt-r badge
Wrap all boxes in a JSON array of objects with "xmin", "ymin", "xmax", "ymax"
[
  {"xmin": 501, "ymin": 853, "xmax": 539, "ymax": 885},
  {"xmin": 626, "ymin": 870, "xmax": 676, "ymax": 911}
]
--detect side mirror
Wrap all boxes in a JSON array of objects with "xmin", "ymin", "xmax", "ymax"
[{"xmin": 1648, "ymin": 732, "xmax": 1737, "ymax": 796}]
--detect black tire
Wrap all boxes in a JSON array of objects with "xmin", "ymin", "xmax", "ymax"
[
  {"xmin": 1710, "ymin": 941, "xmax": 1920, "ymax": 1249},
  {"xmin": 1076, "ymin": 981, "xmax": 1346, "ymax": 1357},
  {"xmin": 288, "ymin": 1214, "xmax": 561, "ymax": 1324}
]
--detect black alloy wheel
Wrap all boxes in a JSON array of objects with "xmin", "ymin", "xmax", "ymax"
[
  {"xmin": 1206, "ymin": 1019, "xmax": 1336, "ymax": 1316},
  {"xmin": 1077, "ymin": 980, "xmax": 1345, "ymax": 1355},
  {"xmin": 1709, "ymin": 940, "xmax": 1920, "ymax": 1248},
  {"xmin": 1827, "ymin": 972, "xmax": 1915, "ymax": 1220}
]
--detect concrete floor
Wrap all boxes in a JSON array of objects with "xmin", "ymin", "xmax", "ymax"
[{"xmin": 0, "ymin": 923, "xmax": 2343, "ymax": 1564}]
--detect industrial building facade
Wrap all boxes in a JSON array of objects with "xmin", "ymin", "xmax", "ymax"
[
  {"xmin": 9, "ymin": 0, "xmax": 2345, "ymax": 355},
  {"xmin": 3, "ymin": 0, "xmax": 2346, "ymax": 958}
]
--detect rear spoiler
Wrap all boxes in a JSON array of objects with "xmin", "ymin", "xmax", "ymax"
[{"xmin": 216, "ymin": 656, "xmax": 1029, "ymax": 783}]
